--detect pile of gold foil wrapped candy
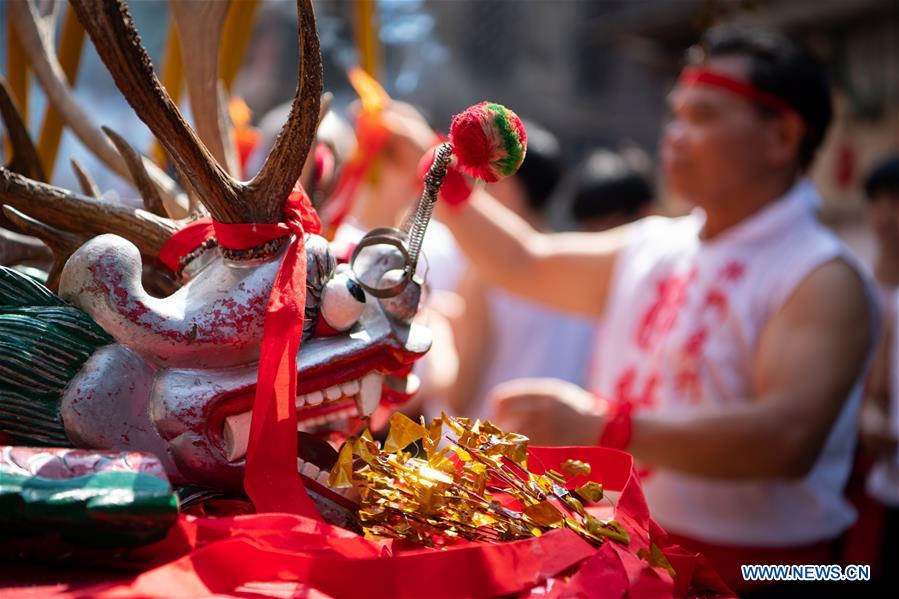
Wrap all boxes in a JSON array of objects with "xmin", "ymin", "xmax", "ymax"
[{"xmin": 328, "ymin": 412, "xmax": 630, "ymax": 548}]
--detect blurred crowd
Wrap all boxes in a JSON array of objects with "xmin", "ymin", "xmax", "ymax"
[{"xmin": 239, "ymin": 23, "xmax": 899, "ymax": 596}]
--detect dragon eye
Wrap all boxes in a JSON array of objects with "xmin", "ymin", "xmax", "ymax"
[{"xmin": 320, "ymin": 272, "xmax": 366, "ymax": 331}]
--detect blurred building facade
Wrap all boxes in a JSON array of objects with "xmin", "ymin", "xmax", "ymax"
[
  {"xmin": 394, "ymin": 0, "xmax": 899, "ymax": 211},
  {"xmin": 360, "ymin": 0, "xmax": 895, "ymax": 258},
  {"xmin": 2, "ymin": 0, "xmax": 896, "ymax": 249}
]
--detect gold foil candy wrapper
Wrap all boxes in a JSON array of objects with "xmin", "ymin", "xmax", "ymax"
[
  {"xmin": 523, "ymin": 501, "xmax": 563, "ymax": 527},
  {"xmin": 561, "ymin": 459, "xmax": 592, "ymax": 477},
  {"xmin": 576, "ymin": 481, "xmax": 604, "ymax": 503},
  {"xmin": 383, "ymin": 412, "xmax": 428, "ymax": 453},
  {"xmin": 328, "ymin": 442, "xmax": 355, "ymax": 489},
  {"xmin": 329, "ymin": 412, "xmax": 629, "ymax": 548}
]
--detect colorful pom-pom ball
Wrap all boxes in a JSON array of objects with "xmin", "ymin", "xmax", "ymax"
[{"xmin": 449, "ymin": 102, "xmax": 527, "ymax": 183}]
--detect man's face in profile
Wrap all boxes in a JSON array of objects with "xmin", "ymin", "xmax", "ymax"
[{"xmin": 661, "ymin": 56, "xmax": 795, "ymax": 211}]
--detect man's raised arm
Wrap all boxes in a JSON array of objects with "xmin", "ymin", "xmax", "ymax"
[{"xmin": 437, "ymin": 188, "xmax": 630, "ymax": 318}]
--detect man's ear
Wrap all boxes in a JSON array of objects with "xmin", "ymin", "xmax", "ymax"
[{"xmin": 767, "ymin": 111, "xmax": 805, "ymax": 169}]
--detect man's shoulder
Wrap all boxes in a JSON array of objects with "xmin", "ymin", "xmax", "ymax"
[
  {"xmin": 625, "ymin": 213, "xmax": 699, "ymax": 246},
  {"xmin": 783, "ymin": 256, "xmax": 877, "ymax": 335}
]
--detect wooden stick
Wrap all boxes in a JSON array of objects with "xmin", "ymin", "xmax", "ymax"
[{"xmin": 353, "ymin": 0, "xmax": 381, "ymax": 81}]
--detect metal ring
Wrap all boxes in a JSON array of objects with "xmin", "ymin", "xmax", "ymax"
[{"xmin": 349, "ymin": 227, "xmax": 413, "ymax": 298}]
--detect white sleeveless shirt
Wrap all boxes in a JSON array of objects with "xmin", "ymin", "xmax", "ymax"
[{"xmin": 593, "ymin": 179, "xmax": 870, "ymax": 547}]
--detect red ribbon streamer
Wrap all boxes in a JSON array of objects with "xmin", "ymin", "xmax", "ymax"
[
  {"xmin": 159, "ymin": 184, "xmax": 322, "ymax": 517},
  {"xmin": 159, "ymin": 185, "xmax": 321, "ymax": 272},
  {"xmin": 679, "ymin": 67, "xmax": 799, "ymax": 119}
]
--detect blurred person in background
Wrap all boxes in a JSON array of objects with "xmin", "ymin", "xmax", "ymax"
[
  {"xmin": 863, "ymin": 156, "xmax": 899, "ymax": 297},
  {"xmin": 569, "ymin": 148, "xmax": 655, "ymax": 233},
  {"xmin": 442, "ymin": 124, "xmax": 586, "ymax": 420},
  {"xmin": 408, "ymin": 25, "xmax": 877, "ymax": 594},
  {"xmin": 443, "ymin": 144, "xmax": 655, "ymax": 421},
  {"xmin": 248, "ymin": 105, "xmax": 358, "ymax": 207},
  {"xmin": 567, "ymin": 149, "xmax": 657, "ymax": 394},
  {"xmin": 329, "ymin": 102, "xmax": 464, "ymax": 294},
  {"xmin": 861, "ymin": 156, "xmax": 899, "ymax": 595}
]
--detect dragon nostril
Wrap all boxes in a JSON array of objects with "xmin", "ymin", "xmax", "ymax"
[{"xmin": 346, "ymin": 278, "xmax": 365, "ymax": 303}]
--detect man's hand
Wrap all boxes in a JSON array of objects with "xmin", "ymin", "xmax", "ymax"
[{"xmin": 490, "ymin": 378, "xmax": 605, "ymax": 446}]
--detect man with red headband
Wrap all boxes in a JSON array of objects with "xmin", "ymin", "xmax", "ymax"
[{"xmin": 423, "ymin": 26, "xmax": 878, "ymax": 593}]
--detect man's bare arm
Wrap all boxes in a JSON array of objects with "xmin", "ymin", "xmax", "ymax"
[
  {"xmin": 629, "ymin": 258, "xmax": 873, "ymax": 479},
  {"xmin": 438, "ymin": 189, "xmax": 630, "ymax": 317}
]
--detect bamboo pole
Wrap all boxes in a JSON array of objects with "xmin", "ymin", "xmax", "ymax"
[
  {"xmin": 36, "ymin": 6, "xmax": 86, "ymax": 178},
  {"xmin": 220, "ymin": 0, "xmax": 260, "ymax": 92},
  {"xmin": 5, "ymin": 17, "xmax": 30, "ymax": 159},
  {"xmin": 354, "ymin": 0, "xmax": 381, "ymax": 81}
]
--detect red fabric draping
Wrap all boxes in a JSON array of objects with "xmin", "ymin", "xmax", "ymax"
[
  {"xmin": 1, "ymin": 447, "xmax": 732, "ymax": 598},
  {"xmin": 158, "ymin": 184, "xmax": 323, "ymax": 518}
]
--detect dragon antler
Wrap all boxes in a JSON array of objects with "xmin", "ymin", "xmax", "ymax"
[{"xmin": 69, "ymin": 0, "xmax": 322, "ymax": 226}]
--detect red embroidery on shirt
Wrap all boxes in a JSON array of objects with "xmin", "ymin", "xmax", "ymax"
[
  {"xmin": 683, "ymin": 327, "xmax": 708, "ymax": 358},
  {"xmin": 614, "ymin": 367, "xmax": 659, "ymax": 409},
  {"xmin": 704, "ymin": 288, "xmax": 729, "ymax": 319},
  {"xmin": 636, "ymin": 269, "xmax": 695, "ymax": 350},
  {"xmin": 614, "ymin": 259, "xmax": 748, "ymax": 409},
  {"xmin": 721, "ymin": 260, "xmax": 746, "ymax": 282}
]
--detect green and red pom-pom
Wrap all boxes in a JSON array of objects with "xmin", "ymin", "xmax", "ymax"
[
  {"xmin": 449, "ymin": 101, "xmax": 527, "ymax": 183},
  {"xmin": 419, "ymin": 102, "xmax": 527, "ymax": 206}
]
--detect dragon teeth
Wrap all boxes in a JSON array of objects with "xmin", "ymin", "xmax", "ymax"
[
  {"xmin": 355, "ymin": 372, "xmax": 383, "ymax": 418},
  {"xmin": 300, "ymin": 461, "xmax": 320, "ymax": 478},
  {"xmin": 222, "ymin": 372, "xmax": 385, "ymax": 461},
  {"xmin": 295, "ymin": 374, "xmax": 381, "ymax": 417},
  {"xmin": 296, "ymin": 457, "xmax": 352, "ymax": 498},
  {"xmin": 341, "ymin": 379, "xmax": 360, "ymax": 396},
  {"xmin": 223, "ymin": 411, "xmax": 252, "ymax": 462}
]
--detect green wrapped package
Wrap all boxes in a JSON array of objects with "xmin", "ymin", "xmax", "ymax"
[{"xmin": 0, "ymin": 447, "xmax": 179, "ymax": 546}]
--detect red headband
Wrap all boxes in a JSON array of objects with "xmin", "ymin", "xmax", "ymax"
[{"xmin": 679, "ymin": 66, "xmax": 798, "ymax": 118}]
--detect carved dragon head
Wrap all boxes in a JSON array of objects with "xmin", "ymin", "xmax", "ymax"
[{"xmin": 0, "ymin": 0, "xmax": 432, "ymax": 511}]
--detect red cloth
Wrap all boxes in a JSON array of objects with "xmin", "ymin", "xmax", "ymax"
[
  {"xmin": 158, "ymin": 184, "xmax": 323, "ymax": 518},
  {"xmin": 599, "ymin": 399, "xmax": 634, "ymax": 450},
  {"xmin": 3, "ymin": 447, "xmax": 732, "ymax": 598},
  {"xmin": 664, "ymin": 531, "xmax": 836, "ymax": 594},
  {"xmin": 417, "ymin": 145, "xmax": 474, "ymax": 206},
  {"xmin": 159, "ymin": 184, "xmax": 321, "ymax": 272},
  {"xmin": 679, "ymin": 67, "xmax": 797, "ymax": 116}
]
